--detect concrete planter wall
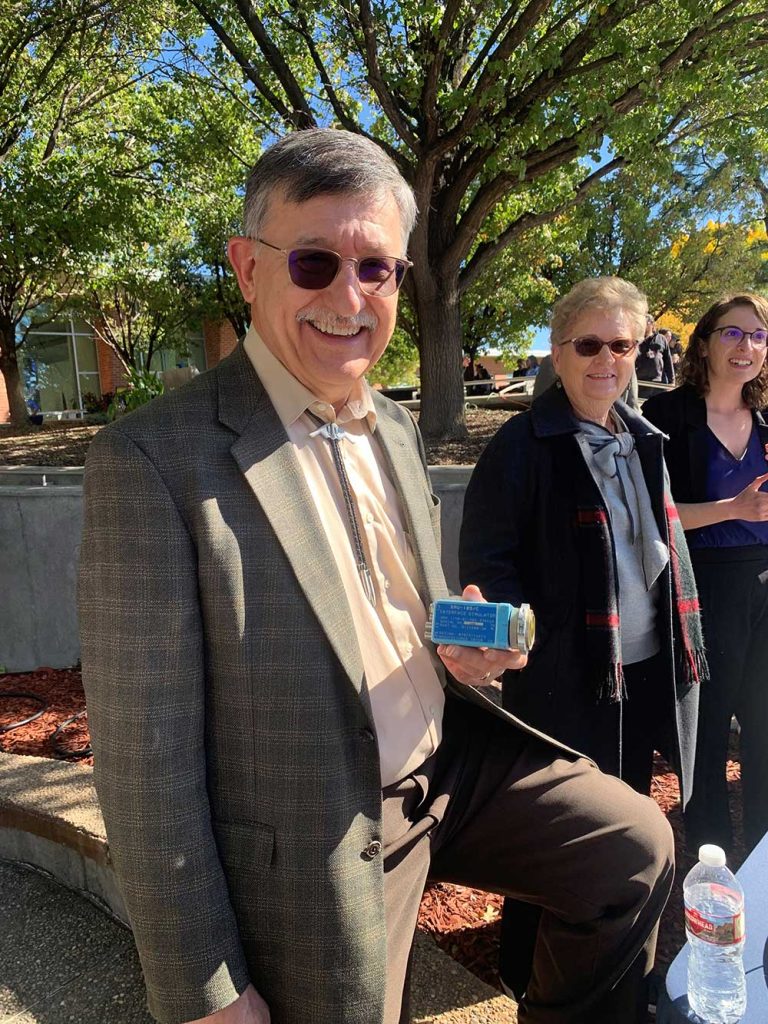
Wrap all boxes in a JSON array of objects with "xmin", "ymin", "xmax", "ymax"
[
  {"xmin": 0, "ymin": 472, "xmax": 83, "ymax": 672},
  {"xmin": 0, "ymin": 465, "xmax": 472, "ymax": 672}
]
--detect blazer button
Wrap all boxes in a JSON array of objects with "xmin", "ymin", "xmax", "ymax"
[
  {"xmin": 362, "ymin": 840, "xmax": 382, "ymax": 860},
  {"xmin": 359, "ymin": 727, "xmax": 375, "ymax": 742}
]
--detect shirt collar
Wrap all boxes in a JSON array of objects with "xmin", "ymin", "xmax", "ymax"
[{"xmin": 242, "ymin": 326, "xmax": 377, "ymax": 430}]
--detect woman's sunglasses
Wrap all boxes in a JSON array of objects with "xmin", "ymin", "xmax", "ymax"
[
  {"xmin": 256, "ymin": 238, "xmax": 412, "ymax": 296},
  {"xmin": 560, "ymin": 336, "xmax": 638, "ymax": 358}
]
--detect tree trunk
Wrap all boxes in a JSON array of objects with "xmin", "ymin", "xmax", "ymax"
[
  {"xmin": 0, "ymin": 327, "xmax": 28, "ymax": 428},
  {"xmin": 412, "ymin": 280, "xmax": 468, "ymax": 440}
]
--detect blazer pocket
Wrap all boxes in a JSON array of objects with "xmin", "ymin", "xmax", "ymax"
[{"xmin": 214, "ymin": 820, "xmax": 275, "ymax": 874}]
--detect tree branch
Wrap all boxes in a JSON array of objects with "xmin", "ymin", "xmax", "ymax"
[
  {"xmin": 186, "ymin": 0, "xmax": 297, "ymax": 125},
  {"xmin": 420, "ymin": 0, "xmax": 464, "ymax": 140},
  {"xmin": 230, "ymin": 0, "xmax": 315, "ymax": 126},
  {"xmin": 357, "ymin": 0, "xmax": 419, "ymax": 152},
  {"xmin": 458, "ymin": 157, "xmax": 625, "ymax": 293},
  {"xmin": 280, "ymin": 4, "xmax": 360, "ymax": 132}
]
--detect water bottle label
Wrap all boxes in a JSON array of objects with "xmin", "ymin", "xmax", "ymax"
[{"xmin": 685, "ymin": 890, "xmax": 745, "ymax": 947}]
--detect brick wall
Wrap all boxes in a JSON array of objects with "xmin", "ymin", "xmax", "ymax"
[
  {"xmin": 203, "ymin": 320, "xmax": 239, "ymax": 369},
  {"xmin": 95, "ymin": 336, "xmax": 128, "ymax": 395}
]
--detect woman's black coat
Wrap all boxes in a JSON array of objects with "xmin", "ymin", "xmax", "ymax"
[{"xmin": 459, "ymin": 384, "xmax": 698, "ymax": 803}]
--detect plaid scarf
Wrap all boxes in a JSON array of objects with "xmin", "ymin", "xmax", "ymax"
[{"xmin": 577, "ymin": 492, "xmax": 708, "ymax": 703}]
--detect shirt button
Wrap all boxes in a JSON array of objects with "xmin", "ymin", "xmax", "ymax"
[
  {"xmin": 359, "ymin": 727, "xmax": 375, "ymax": 742},
  {"xmin": 366, "ymin": 512, "xmax": 375, "ymax": 524},
  {"xmin": 362, "ymin": 840, "xmax": 382, "ymax": 860}
]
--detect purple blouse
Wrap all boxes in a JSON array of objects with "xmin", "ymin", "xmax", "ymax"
[{"xmin": 687, "ymin": 425, "xmax": 768, "ymax": 549}]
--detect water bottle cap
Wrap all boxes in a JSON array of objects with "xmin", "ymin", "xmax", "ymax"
[{"xmin": 698, "ymin": 844, "xmax": 726, "ymax": 867}]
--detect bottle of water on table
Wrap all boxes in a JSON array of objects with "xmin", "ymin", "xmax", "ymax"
[{"xmin": 684, "ymin": 844, "xmax": 746, "ymax": 1023}]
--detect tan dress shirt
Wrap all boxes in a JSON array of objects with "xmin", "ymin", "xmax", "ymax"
[{"xmin": 243, "ymin": 328, "xmax": 444, "ymax": 786}]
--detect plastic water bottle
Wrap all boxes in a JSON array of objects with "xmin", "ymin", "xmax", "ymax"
[{"xmin": 684, "ymin": 844, "xmax": 746, "ymax": 1023}]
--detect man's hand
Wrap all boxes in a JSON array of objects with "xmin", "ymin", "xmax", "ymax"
[
  {"xmin": 436, "ymin": 585, "xmax": 528, "ymax": 684},
  {"xmin": 185, "ymin": 985, "xmax": 270, "ymax": 1024}
]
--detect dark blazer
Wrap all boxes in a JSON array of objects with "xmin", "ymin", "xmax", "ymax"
[
  {"xmin": 459, "ymin": 384, "xmax": 698, "ymax": 802},
  {"xmin": 78, "ymin": 343, "xmax": 577, "ymax": 1024},
  {"xmin": 643, "ymin": 382, "xmax": 768, "ymax": 502}
]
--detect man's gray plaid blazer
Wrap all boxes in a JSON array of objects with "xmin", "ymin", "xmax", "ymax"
[{"xmin": 79, "ymin": 343, "xmax": 557, "ymax": 1024}]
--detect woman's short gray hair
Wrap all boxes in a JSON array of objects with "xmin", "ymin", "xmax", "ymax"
[
  {"xmin": 243, "ymin": 128, "xmax": 418, "ymax": 248},
  {"xmin": 550, "ymin": 277, "xmax": 648, "ymax": 346}
]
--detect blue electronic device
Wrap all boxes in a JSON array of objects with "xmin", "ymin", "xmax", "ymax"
[{"xmin": 425, "ymin": 598, "xmax": 535, "ymax": 654}]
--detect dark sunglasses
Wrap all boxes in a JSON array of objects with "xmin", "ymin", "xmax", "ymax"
[
  {"xmin": 561, "ymin": 336, "xmax": 639, "ymax": 358},
  {"xmin": 256, "ymin": 238, "xmax": 412, "ymax": 296}
]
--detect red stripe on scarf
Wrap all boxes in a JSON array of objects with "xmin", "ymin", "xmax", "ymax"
[
  {"xmin": 585, "ymin": 612, "xmax": 620, "ymax": 627},
  {"xmin": 576, "ymin": 508, "xmax": 609, "ymax": 525}
]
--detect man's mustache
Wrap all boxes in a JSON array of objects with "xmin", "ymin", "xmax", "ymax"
[{"xmin": 296, "ymin": 309, "xmax": 379, "ymax": 331}]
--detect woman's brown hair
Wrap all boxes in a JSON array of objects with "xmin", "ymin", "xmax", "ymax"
[{"xmin": 680, "ymin": 293, "xmax": 768, "ymax": 408}]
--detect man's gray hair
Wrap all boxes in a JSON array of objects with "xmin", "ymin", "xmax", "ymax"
[
  {"xmin": 550, "ymin": 276, "xmax": 648, "ymax": 347},
  {"xmin": 243, "ymin": 128, "xmax": 418, "ymax": 247}
]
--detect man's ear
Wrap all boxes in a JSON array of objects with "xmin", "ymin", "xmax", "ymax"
[{"xmin": 227, "ymin": 237, "xmax": 259, "ymax": 303}]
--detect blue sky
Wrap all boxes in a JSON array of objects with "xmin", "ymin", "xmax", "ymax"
[{"xmin": 530, "ymin": 326, "xmax": 551, "ymax": 355}]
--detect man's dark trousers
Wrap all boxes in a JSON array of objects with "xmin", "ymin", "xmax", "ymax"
[{"xmin": 382, "ymin": 698, "xmax": 674, "ymax": 1024}]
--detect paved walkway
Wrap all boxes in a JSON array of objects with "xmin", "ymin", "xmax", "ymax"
[{"xmin": 0, "ymin": 752, "xmax": 516, "ymax": 1024}]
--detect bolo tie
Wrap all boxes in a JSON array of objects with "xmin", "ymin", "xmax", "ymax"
[{"xmin": 306, "ymin": 411, "xmax": 377, "ymax": 606}]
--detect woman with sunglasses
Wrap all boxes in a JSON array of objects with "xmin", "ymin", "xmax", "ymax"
[
  {"xmin": 459, "ymin": 276, "xmax": 705, "ymax": 1002},
  {"xmin": 643, "ymin": 294, "xmax": 768, "ymax": 857}
]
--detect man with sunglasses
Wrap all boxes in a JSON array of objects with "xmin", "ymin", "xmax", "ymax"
[{"xmin": 79, "ymin": 129, "xmax": 673, "ymax": 1024}]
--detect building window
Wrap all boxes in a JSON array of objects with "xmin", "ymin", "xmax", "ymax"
[
  {"xmin": 23, "ymin": 318, "xmax": 99, "ymax": 416},
  {"xmin": 151, "ymin": 330, "xmax": 207, "ymax": 374}
]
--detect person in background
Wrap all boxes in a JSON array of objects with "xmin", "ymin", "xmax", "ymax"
[
  {"xmin": 474, "ymin": 361, "xmax": 493, "ymax": 394},
  {"xmin": 644, "ymin": 293, "xmax": 768, "ymax": 855},
  {"xmin": 512, "ymin": 357, "xmax": 527, "ymax": 377},
  {"xmin": 524, "ymin": 354, "xmax": 540, "ymax": 376},
  {"xmin": 668, "ymin": 332, "xmax": 684, "ymax": 367},
  {"xmin": 460, "ymin": 275, "xmax": 704, "ymax": 1006},
  {"xmin": 463, "ymin": 355, "xmax": 493, "ymax": 396},
  {"xmin": 79, "ymin": 131, "xmax": 674, "ymax": 1024},
  {"xmin": 637, "ymin": 315, "xmax": 675, "ymax": 385}
]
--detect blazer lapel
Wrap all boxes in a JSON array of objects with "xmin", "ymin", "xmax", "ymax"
[
  {"xmin": 372, "ymin": 400, "xmax": 448, "ymax": 609},
  {"xmin": 218, "ymin": 347, "xmax": 366, "ymax": 698}
]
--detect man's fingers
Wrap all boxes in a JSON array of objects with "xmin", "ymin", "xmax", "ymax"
[
  {"xmin": 749, "ymin": 471, "xmax": 768, "ymax": 490},
  {"xmin": 437, "ymin": 644, "xmax": 528, "ymax": 682},
  {"xmin": 461, "ymin": 584, "xmax": 486, "ymax": 603}
]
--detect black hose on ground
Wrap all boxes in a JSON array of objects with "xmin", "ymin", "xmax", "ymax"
[
  {"xmin": 50, "ymin": 710, "xmax": 92, "ymax": 760},
  {"xmin": 0, "ymin": 691, "xmax": 47, "ymax": 733}
]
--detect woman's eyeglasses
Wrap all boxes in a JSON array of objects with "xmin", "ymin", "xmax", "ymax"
[
  {"xmin": 711, "ymin": 326, "xmax": 768, "ymax": 348},
  {"xmin": 560, "ymin": 336, "xmax": 638, "ymax": 358},
  {"xmin": 256, "ymin": 238, "xmax": 412, "ymax": 296}
]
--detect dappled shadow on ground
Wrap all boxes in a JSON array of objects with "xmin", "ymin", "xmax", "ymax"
[{"xmin": 0, "ymin": 423, "xmax": 100, "ymax": 466}]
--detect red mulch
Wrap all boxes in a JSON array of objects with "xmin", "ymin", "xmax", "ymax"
[
  {"xmin": 0, "ymin": 667, "xmax": 746, "ymax": 996},
  {"xmin": 0, "ymin": 667, "xmax": 92, "ymax": 764}
]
